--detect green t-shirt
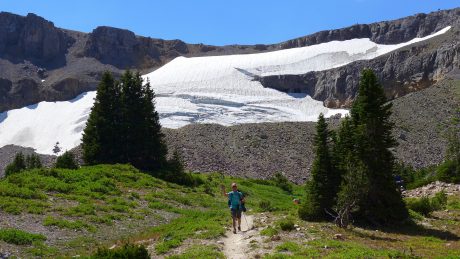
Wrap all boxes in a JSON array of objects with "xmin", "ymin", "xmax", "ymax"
[{"xmin": 228, "ymin": 191, "xmax": 243, "ymax": 210}]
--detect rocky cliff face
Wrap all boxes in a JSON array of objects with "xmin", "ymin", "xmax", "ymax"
[
  {"xmin": 0, "ymin": 13, "xmax": 73, "ymax": 66},
  {"xmin": 277, "ymin": 8, "xmax": 460, "ymax": 48},
  {"xmin": 259, "ymin": 25, "xmax": 460, "ymax": 108},
  {"xmin": 83, "ymin": 26, "xmax": 165, "ymax": 69}
]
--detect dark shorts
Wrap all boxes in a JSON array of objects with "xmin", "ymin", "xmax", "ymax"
[{"xmin": 231, "ymin": 208, "xmax": 242, "ymax": 219}]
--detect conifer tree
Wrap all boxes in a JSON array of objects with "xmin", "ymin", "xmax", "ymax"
[
  {"xmin": 346, "ymin": 69, "xmax": 408, "ymax": 224},
  {"xmin": 446, "ymin": 110, "xmax": 460, "ymax": 165},
  {"xmin": 140, "ymin": 77, "xmax": 168, "ymax": 169},
  {"xmin": 53, "ymin": 142, "xmax": 61, "ymax": 155},
  {"xmin": 82, "ymin": 72, "xmax": 122, "ymax": 165},
  {"xmin": 119, "ymin": 71, "xmax": 167, "ymax": 170},
  {"xmin": 5, "ymin": 152, "xmax": 26, "ymax": 176},
  {"xmin": 82, "ymin": 70, "xmax": 168, "ymax": 172},
  {"xmin": 55, "ymin": 151, "xmax": 79, "ymax": 169},
  {"xmin": 26, "ymin": 153, "xmax": 42, "ymax": 169},
  {"xmin": 299, "ymin": 113, "xmax": 336, "ymax": 220}
]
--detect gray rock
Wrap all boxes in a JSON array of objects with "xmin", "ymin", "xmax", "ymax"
[
  {"xmin": 277, "ymin": 8, "xmax": 459, "ymax": 49},
  {"xmin": 0, "ymin": 12, "xmax": 73, "ymax": 66}
]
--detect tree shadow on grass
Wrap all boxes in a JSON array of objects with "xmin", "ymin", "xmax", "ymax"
[
  {"xmin": 348, "ymin": 228, "xmax": 400, "ymax": 242},
  {"xmin": 378, "ymin": 222, "xmax": 459, "ymax": 241}
]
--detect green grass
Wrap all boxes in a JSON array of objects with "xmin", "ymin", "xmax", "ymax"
[
  {"xmin": 43, "ymin": 216, "xmax": 97, "ymax": 232},
  {"xmin": 0, "ymin": 165, "xmax": 302, "ymax": 258},
  {"xmin": 0, "ymin": 228, "xmax": 46, "ymax": 245},
  {"xmin": 138, "ymin": 172, "xmax": 302, "ymax": 254},
  {"xmin": 447, "ymin": 195, "xmax": 460, "ymax": 210},
  {"xmin": 260, "ymin": 226, "xmax": 279, "ymax": 237},
  {"xmin": 166, "ymin": 245, "xmax": 225, "ymax": 259},
  {"xmin": 1, "ymin": 164, "xmax": 458, "ymax": 258},
  {"xmin": 276, "ymin": 241, "xmax": 301, "ymax": 252},
  {"xmin": 64, "ymin": 203, "xmax": 97, "ymax": 216}
]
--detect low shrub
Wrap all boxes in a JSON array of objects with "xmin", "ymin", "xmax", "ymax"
[
  {"xmin": 406, "ymin": 197, "xmax": 432, "ymax": 216},
  {"xmin": 430, "ymin": 191, "xmax": 448, "ymax": 211},
  {"xmin": 258, "ymin": 200, "xmax": 274, "ymax": 212},
  {"xmin": 90, "ymin": 244, "xmax": 149, "ymax": 259},
  {"xmin": 271, "ymin": 173, "xmax": 293, "ymax": 194},
  {"xmin": 408, "ymin": 209, "xmax": 424, "ymax": 221},
  {"xmin": 43, "ymin": 216, "xmax": 96, "ymax": 232},
  {"xmin": 54, "ymin": 151, "xmax": 79, "ymax": 169},
  {"xmin": 278, "ymin": 218, "xmax": 295, "ymax": 231},
  {"xmin": 405, "ymin": 191, "xmax": 448, "ymax": 216},
  {"xmin": 0, "ymin": 228, "xmax": 46, "ymax": 245},
  {"xmin": 436, "ymin": 160, "xmax": 459, "ymax": 184},
  {"xmin": 260, "ymin": 226, "xmax": 278, "ymax": 237},
  {"xmin": 298, "ymin": 195, "xmax": 322, "ymax": 221}
]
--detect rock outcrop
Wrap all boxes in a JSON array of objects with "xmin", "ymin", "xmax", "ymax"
[
  {"xmin": 83, "ymin": 26, "xmax": 162, "ymax": 69},
  {"xmin": 0, "ymin": 12, "xmax": 73, "ymax": 66},
  {"xmin": 277, "ymin": 8, "xmax": 460, "ymax": 48},
  {"xmin": 403, "ymin": 181, "xmax": 460, "ymax": 198},
  {"xmin": 258, "ymin": 25, "xmax": 460, "ymax": 108}
]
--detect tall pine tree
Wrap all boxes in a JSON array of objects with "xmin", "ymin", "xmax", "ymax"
[
  {"xmin": 82, "ymin": 72, "xmax": 122, "ymax": 165},
  {"xmin": 347, "ymin": 69, "xmax": 408, "ymax": 225},
  {"xmin": 119, "ymin": 71, "xmax": 167, "ymax": 171},
  {"xmin": 299, "ymin": 113, "xmax": 338, "ymax": 220}
]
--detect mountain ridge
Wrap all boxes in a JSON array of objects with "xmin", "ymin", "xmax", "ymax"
[{"xmin": 0, "ymin": 8, "xmax": 459, "ymax": 111}]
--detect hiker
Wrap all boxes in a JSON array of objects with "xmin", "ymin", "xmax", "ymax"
[{"xmin": 221, "ymin": 183, "xmax": 245, "ymax": 234}]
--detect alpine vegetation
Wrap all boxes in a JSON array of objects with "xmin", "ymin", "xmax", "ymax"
[
  {"xmin": 5, "ymin": 152, "xmax": 42, "ymax": 177},
  {"xmin": 82, "ymin": 71, "xmax": 168, "ymax": 172}
]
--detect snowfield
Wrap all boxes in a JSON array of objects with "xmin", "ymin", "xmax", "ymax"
[{"xmin": 0, "ymin": 26, "xmax": 451, "ymax": 154}]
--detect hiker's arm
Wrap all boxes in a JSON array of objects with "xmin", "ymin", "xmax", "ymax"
[{"xmin": 220, "ymin": 185, "xmax": 228, "ymax": 197}]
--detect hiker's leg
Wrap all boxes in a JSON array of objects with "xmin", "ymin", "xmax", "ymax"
[
  {"xmin": 231, "ymin": 210, "xmax": 237, "ymax": 232},
  {"xmin": 237, "ymin": 210, "xmax": 242, "ymax": 230}
]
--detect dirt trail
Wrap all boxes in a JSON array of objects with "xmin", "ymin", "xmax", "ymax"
[{"xmin": 221, "ymin": 214, "xmax": 258, "ymax": 259}]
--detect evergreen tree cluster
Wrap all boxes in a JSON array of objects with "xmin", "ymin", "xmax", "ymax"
[
  {"xmin": 5, "ymin": 152, "xmax": 42, "ymax": 176},
  {"xmin": 55, "ymin": 151, "xmax": 79, "ymax": 169},
  {"xmin": 299, "ymin": 69, "xmax": 408, "ymax": 226},
  {"xmin": 82, "ymin": 71, "xmax": 168, "ymax": 172}
]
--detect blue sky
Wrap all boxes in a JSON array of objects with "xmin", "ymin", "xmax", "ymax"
[{"xmin": 1, "ymin": 0, "xmax": 458, "ymax": 45}]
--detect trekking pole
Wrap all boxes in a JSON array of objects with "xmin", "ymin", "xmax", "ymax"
[{"xmin": 242, "ymin": 212, "xmax": 250, "ymax": 230}]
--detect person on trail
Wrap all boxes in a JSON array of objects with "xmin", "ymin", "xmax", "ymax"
[{"xmin": 222, "ymin": 183, "xmax": 245, "ymax": 234}]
